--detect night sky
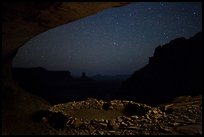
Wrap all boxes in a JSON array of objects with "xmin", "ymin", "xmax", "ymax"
[{"xmin": 13, "ymin": 2, "xmax": 202, "ymax": 77}]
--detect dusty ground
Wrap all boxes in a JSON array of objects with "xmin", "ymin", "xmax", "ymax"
[{"xmin": 2, "ymin": 82, "xmax": 202, "ymax": 135}]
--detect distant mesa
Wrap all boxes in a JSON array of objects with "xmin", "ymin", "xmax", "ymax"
[
  {"xmin": 117, "ymin": 31, "xmax": 203, "ymax": 105},
  {"xmin": 12, "ymin": 67, "xmax": 73, "ymax": 83},
  {"xmin": 79, "ymin": 72, "xmax": 93, "ymax": 81}
]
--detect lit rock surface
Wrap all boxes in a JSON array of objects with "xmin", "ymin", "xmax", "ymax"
[{"xmin": 43, "ymin": 96, "xmax": 201, "ymax": 135}]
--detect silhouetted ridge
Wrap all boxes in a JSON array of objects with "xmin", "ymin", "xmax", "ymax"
[
  {"xmin": 12, "ymin": 67, "xmax": 73, "ymax": 82},
  {"xmin": 91, "ymin": 74, "xmax": 130, "ymax": 80},
  {"xmin": 119, "ymin": 31, "xmax": 203, "ymax": 106}
]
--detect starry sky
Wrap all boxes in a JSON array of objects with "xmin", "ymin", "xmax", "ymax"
[{"xmin": 13, "ymin": 2, "xmax": 202, "ymax": 77}]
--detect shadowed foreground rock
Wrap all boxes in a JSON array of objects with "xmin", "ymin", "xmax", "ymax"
[{"xmin": 2, "ymin": 82, "xmax": 50, "ymax": 135}]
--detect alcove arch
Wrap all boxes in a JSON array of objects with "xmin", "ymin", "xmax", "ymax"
[{"xmin": 2, "ymin": 2, "xmax": 130, "ymax": 81}]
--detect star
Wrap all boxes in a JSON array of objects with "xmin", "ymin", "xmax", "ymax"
[
  {"xmin": 13, "ymin": 2, "xmax": 202, "ymax": 76},
  {"xmin": 159, "ymin": 3, "xmax": 165, "ymax": 7}
]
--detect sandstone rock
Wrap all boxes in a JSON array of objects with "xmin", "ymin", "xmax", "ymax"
[
  {"xmin": 66, "ymin": 118, "xmax": 73, "ymax": 127},
  {"xmin": 126, "ymin": 121, "xmax": 134, "ymax": 126},
  {"xmin": 108, "ymin": 119, "xmax": 115, "ymax": 126},
  {"xmin": 113, "ymin": 103, "xmax": 124, "ymax": 110},
  {"xmin": 172, "ymin": 122, "xmax": 181, "ymax": 126},
  {"xmin": 83, "ymin": 121, "xmax": 90, "ymax": 125},
  {"xmin": 105, "ymin": 120, "xmax": 109, "ymax": 123},
  {"xmin": 122, "ymin": 100, "xmax": 130, "ymax": 103},
  {"xmin": 123, "ymin": 116, "xmax": 132, "ymax": 121},
  {"xmin": 120, "ymin": 122, "xmax": 128, "ymax": 127},
  {"xmin": 99, "ymin": 119, "xmax": 105, "ymax": 122},
  {"xmin": 128, "ymin": 126, "xmax": 138, "ymax": 130},
  {"xmin": 116, "ymin": 116, "xmax": 123, "ymax": 123},
  {"xmin": 146, "ymin": 114, "xmax": 151, "ymax": 120},
  {"xmin": 131, "ymin": 115, "xmax": 139, "ymax": 119},
  {"xmin": 108, "ymin": 119, "xmax": 119, "ymax": 130},
  {"xmin": 97, "ymin": 131, "xmax": 105, "ymax": 135},
  {"xmin": 84, "ymin": 101, "xmax": 89, "ymax": 106},
  {"xmin": 73, "ymin": 118, "xmax": 83, "ymax": 128},
  {"xmin": 140, "ymin": 118, "xmax": 149, "ymax": 123},
  {"xmin": 109, "ymin": 130, "xmax": 116, "ymax": 133},
  {"xmin": 99, "ymin": 123, "xmax": 107, "ymax": 127},
  {"xmin": 25, "ymin": 96, "xmax": 203, "ymax": 134},
  {"xmin": 102, "ymin": 102, "xmax": 112, "ymax": 110},
  {"xmin": 90, "ymin": 120, "xmax": 98, "ymax": 126},
  {"xmin": 88, "ymin": 126, "xmax": 96, "ymax": 134},
  {"xmin": 109, "ymin": 106, "xmax": 114, "ymax": 110}
]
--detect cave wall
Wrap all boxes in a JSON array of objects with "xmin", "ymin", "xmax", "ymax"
[{"xmin": 2, "ymin": 2, "xmax": 130, "ymax": 80}]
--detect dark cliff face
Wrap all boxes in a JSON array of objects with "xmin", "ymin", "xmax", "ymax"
[
  {"xmin": 12, "ymin": 67, "xmax": 73, "ymax": 103},
  {"xmin": 12, "ymin": 67, "xmax": 73, "ymax": 83},
  {"xmin": 119, "ymin": 31, "xmax": 203, "ymax": 105}
]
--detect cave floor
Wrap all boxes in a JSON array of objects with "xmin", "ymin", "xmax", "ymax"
[{"xmin": 2, "ymin": 82, "xmax": 202, "ymax": 135}]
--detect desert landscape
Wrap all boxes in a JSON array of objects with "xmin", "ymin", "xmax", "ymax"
[{"xmin": 2, "ymin": 2, "xmax": 202, "ymax": 135}]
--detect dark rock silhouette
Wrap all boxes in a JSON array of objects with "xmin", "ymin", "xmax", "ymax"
[
  {"xmin": 13, "ymin": 68, "xmax": 123, "ymax": 104},
  {"xmin": 12, "ymin": 67, "xmax": 73, "ymax": 103},
  {"xmin": 91, "ymin": 74, "xmax": 130, "ymax": 81},
  {"xmin": 12, "ymin": 67, "xmax": 73, "ymax": 84},
  {"xmin": 79, "ymin": 72, "xmax": 93, "ymax": 81},
  {"xmin": 81, "ymin": 72, "xmax": 87, "ymax": 79},
  {"xmin": 117, "ymin": 31, "xmax": 203, "ymax": 106}
]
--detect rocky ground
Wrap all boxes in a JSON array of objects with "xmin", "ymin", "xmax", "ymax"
[
  {"xmin": 35, "ymin": 95, "xmax": 202, "ymax": 135},
  {"xmin": 2, "ymin": 82, "xmax": 202, "ymax": 135}
]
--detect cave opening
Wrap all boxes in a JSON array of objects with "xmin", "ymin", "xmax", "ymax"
[
  {"xmin": 11, "ymin": 2, "xmax": 202, "ymax": 105},
  {"xmin": 3, "ymin": 2, "xmax": 202, "ymax": 135}
]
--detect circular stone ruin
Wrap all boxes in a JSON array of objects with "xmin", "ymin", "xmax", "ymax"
[{"xmin": 43, "ymin": 98, "xmax": 153, "ymax": 130}]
